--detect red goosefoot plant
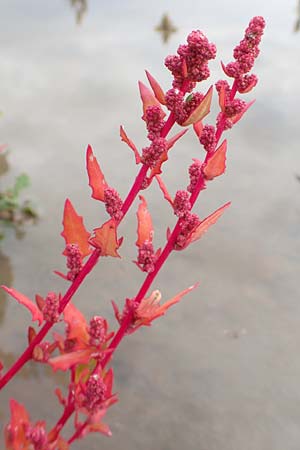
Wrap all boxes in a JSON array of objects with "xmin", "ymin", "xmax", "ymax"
[{"xmin": 0, "ymin": 16, "xmax": 265, "ymax": 449}]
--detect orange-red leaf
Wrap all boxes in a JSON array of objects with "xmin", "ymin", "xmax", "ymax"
[
  {"xmin": 1, "ymin": 286, "xmax": 43, "ymax": 325},
  {"xmin": 61, "ymin": 199, "xmax": 91, "ymax": 258},
  {"xmin": 193, "ymin": 120, "xmax": 203, "ymax": 138},
  {"xmin": 145, "ymin": 70, "xmax": 166, "ymax": 105},
  {"xmin": 90, "ymin": 219, "xmax": 122, "ymax": 257},
  {"xmin": 86, "ymin": 144, "xmax": 108, "ymax": 201},
  {"xmin": 182, "ymin": 86, "xmax": 213, "ymax": 126},
  {"xmin": 120, "ymin": 126, "xmax": 141, "ymax": 164},
  {"xmin": 138, "ymin": 81, "xmax": 166, "ymax": 119},
  {"xmin": 203, "ymin": 140, "xmax": 227, "ymax": 180},
  {"xmin": 155, "ymin": 176, "xmax": 173, "ymax": 206},
  {"xmin": 63, "ymin": 302, "xmax": 89, "ymax": 345},
  {"xmin": 49, "ymin": 349, "xmax": 92, "ymax": 372},
  {"xmin": 136, "ymin": 196, "xmax": 153, "ymax": 247},
  {"xmin": 190, "ymin": 202, "xmax": 231, "ymax": 243}
]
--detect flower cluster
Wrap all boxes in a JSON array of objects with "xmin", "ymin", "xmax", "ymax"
[
  {"xmin": 223, "ymin": 15, "xmax": 265, "ymax": 92},
  {"xmin": 43, "ymin": 292, "xmax": 60, "ymax": 323},
  {"xmin": 104, "ymin": 187, "xmax": 123, "ymax": 221},
  {"xmin": 165, "ymin": 29, "xmax": 216, "ymax": 91},
  {"xmin": 137, "ymin": 240, "xmax": 156, "ymax": 273},
  {"xmin": 65, "ymin": 243, "xmax": 83, "ymax": 281}
]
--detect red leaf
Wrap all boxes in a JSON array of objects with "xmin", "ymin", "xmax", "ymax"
[
  {"xmin": 193, "ymin": 120, "xmax": 203, "ymax": 138},
  {"xmin": 1, "ymin": 286, "xmax": 43, "ymax": 325},
  {"xmin": 155, "ymin": 175, "xmax": 173, "ymax": 206},
  {"xmin": 5, "ymin": 399, "xmax": 30, "ymax": 450},
  {"xmin": 138, "ymin": 81, "xmax": 166, "ymax": 119},
  {"xmin": 182, "ymin": 86, "xmax": 213, "ymax": 126},
  {"xmin": 35, "ymin": 294, "xmax": 45, "ymax": 311},
  {"xmin": 190, "ymin": 202, "xmax": 231, "ymax": 243},
  {"xmin": 90, "ymin": 219, "xmax": 122, "ymax": 257},
  {"xmin": 145, "ymin": 70, "xmax": 166, "ymax": 105},
  {"xmin": 49, "ymin": 349, "xmax": 92, "ymax": 371},
  {"xmin": 63, "ymin": 302, "xmax": 89, "ymax": 345},
  {"xmin": 28, "ymin": 326, "xmax": 36, "ymax": 344},
  {"xmin": 136, "ymin": 196, "xmax": 153, "ymax": 247},
  {"xmin": 86, "ymin": 144, "xmax": 108, "ymax": 201},
  {"xmin": 61, "ymin": 199, "xmax": 91, "ymax": 258},
  {"xmin": 203, "ymin": 140, "xmax": 227, "ymax": 180},
  {"xmin": 120, "ymin": 126, "xmax": 141, "ymax": 164}
]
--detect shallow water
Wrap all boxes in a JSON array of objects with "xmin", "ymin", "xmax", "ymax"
[{"xmin": 1, "ymin": 1, "xmax": 300, "ymax": 449}]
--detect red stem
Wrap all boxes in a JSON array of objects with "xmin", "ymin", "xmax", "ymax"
[{"xmin": 0, "ymin": 249, "xmax": 101, "ymax": 390}]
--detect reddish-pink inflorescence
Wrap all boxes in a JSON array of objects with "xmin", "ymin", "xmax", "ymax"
[
  {"xmin": 199, "ymin": 125, "xmax": 216, "ymax": 152},
  {"xmin": 175, "ymin": 212, "xmax": 201, "ymax": 249},
  {"xmin": 43, "ymin": 292, "xmax": 60, "ymax": 323},
  {"xmin": 187, "ymin": 159, "xmax": 204, "ymax": 194},
  {"xmin": 89, "ymin": 316, "xmax": 106, "ymax": 346},
  {"xmin": 104, "ymin": 187, "xmax": 123, "ymax": 221},
  {"xmin": 25, "ymin": 423, "xmax": 48, "ymax": 450},
  {"xmin": 137, "ymin": 240, "xmax": 156, "ymax": 273},
  {"xmin": 141, "ymin": 137, "xmax": 167, "ymax": 168},
  {"xmin": 144, "ymin": 105, "xmax": 165, "ymax": 141},
  {"xmin": 223, "ymin": 16, "xmax": 265, "ymax": 92},
  {"xmin": 65, "ymin": 243, "xmax": 83, "ymax": 281},
  {"xmin": 83, "ymin": 374, "xmax": 107, "ymax": 413},
  {"xmin": 173, "ymin": 190, "xmax": 191, "ymax": 217}
]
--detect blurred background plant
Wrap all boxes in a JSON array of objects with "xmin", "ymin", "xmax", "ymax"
[{"xmin": 0, "ymin": 150, "xmax": 37, "ymax": 241}]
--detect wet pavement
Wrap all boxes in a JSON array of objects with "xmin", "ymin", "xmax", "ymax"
[{"xmin": 1, "ymin": 1, "xmax": 300, "ymax": 449}]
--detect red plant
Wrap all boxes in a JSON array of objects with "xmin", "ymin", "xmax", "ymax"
[{"xmin": 0, "ymin": 16, "xmax": 265, "ymax": 448}]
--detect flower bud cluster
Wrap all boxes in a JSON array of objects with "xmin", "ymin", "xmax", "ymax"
[
  {"xmin": 199, "ymin": 125, "xmax": 216, "ymax": 152},
  {"xmin": 173, "ymin": 190, "xmax": 191, "ymax": 217},
  {"xmin": 83, "ymin": 374, "xmax": 107, "ymax": 413},
  {"xmin": 223, "ymin": 16, "xmax": 265, "ymax": 93},
  {"xmin": 137, "ymin": 241, "xmax": 156, "ymax": 273},
  {"xmin": 187, "ymin": 159, "xmax": 204, "ymax": 194},
  {"xmin": 165, "ymin": 29, "xmax": 216, "ymax": 92},
  {"xmin": 43, "ymin": 292, "xmax": 60, "ymax": 323},
  {"xmin": 144, "ymin": 105, "xmax": 165, "ymax": 141},
  {"xmin": 65, "ymin": 243, "xmax": 83, "ymax": 281},
  {"xmin": 141, "ymin": 137, "xmax": 167, "ymax": 168},
  {"xmin": 89, "ymin": 316, "xmax": 106, "ymax": 346},
  {"xmin": 165, "ymin": 89, "xmax": 205, "ymax": 125},
  {"xmin": 175, "ymin": 212, "xmax": 201, "ymax": 249},
  {"xmin": 104, "ymin": 187, "xmax": 123, "ymax": 221},
  {"xmin": 25, "ymin": 423, "xmax": 48, "ymax": 450}
]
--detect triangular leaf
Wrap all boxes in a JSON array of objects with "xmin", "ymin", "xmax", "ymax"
[
  {"xmin": 86, "ymin": 145, "xmax": 108, "ymax": 201},
  {"xmin": 61, "ymin": 199, "xmax": 91, "ymax": 258},
  {"xmin": 1, "ymin": 286, "xmax": 43, "ymax": 325},
  {"xmin": 63, "ymin": 302, "xmax": 89, "ymax": 345},
  {"xmin": 145, "ymin": 70, "xmax": 166, "ymax": 105},
  {"xmin": 120, "ymin": 126, "xmax": 141, "ymax": 164},
  {"xmin": 190, "ymin": 202, "xmax": 231, "ymax": 243},
  {"xmin": 90, "ymin": 219, "xmax": 122, "ymax": 257},
  {"xmin": 193, "ymin": 120, "xmax": 203, "ymax": 138},
  {"xmin": 182, "ymin": 86, "xmax": 213, "ymax": 126},
  {"xmin": 136, "ymin": 196, "xmax": 153, "ymax": 247},
  {"xmin": 138, "ymin": 81, "xmax": 166, "ymax": 119},
  {"xmin": 203, "ymin": 140, "xmax": 227, "ymax": 180}
]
